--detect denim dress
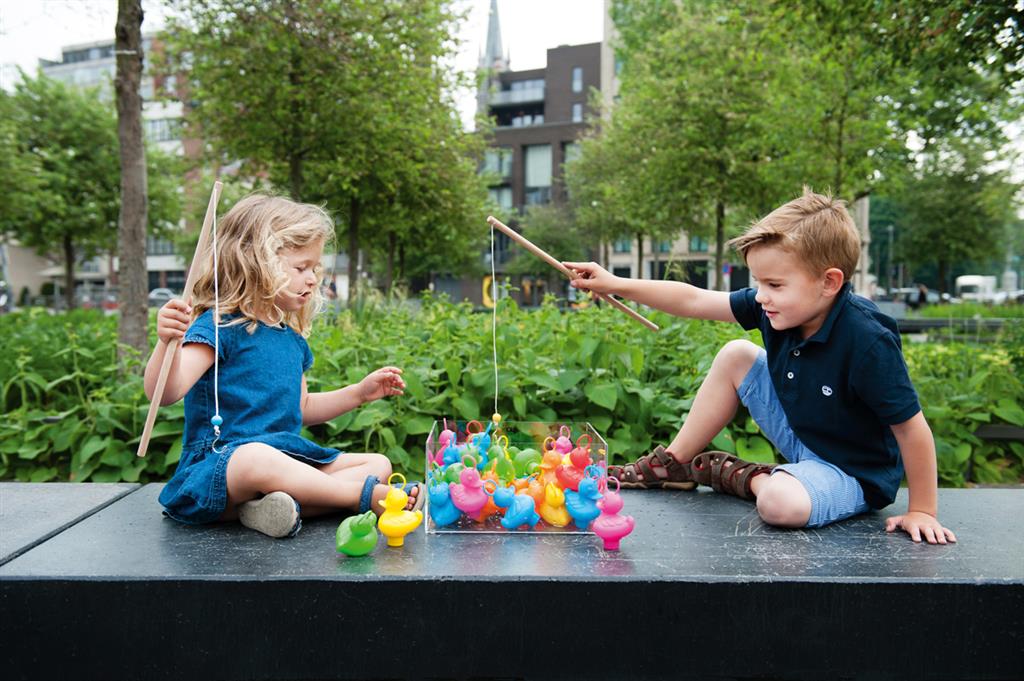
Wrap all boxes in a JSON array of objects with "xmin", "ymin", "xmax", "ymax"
[{"xmin": 159, "ymin": 310, "xmax": 340, "ymax": 524}]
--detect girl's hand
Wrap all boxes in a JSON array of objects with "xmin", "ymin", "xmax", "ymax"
[
  {"xmin": 358, "ymin": 366, "xmax": 405, "ymax": 404},
  {"xmin": 157, "ymin": 298, "xmax": 192, "ymax": 345},
  {"xmin": 562, "ymin": 261, "xmax": 618, "ymax": 295},
  {"xmin": 885, "ymin": 511, "xmax": 957, "ymax": 544}
]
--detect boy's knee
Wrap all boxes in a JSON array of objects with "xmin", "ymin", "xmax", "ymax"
[
  {"xmin": 715, "ymin": 339, "xmax": 761, "ymax": 384},
  {"xmin": 756, "ymin": 474, "xmax": 811, "ymax": 528}
]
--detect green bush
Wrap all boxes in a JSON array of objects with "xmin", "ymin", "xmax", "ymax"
[{"xmin": 1, "ymin": 296, "xmax": 1021, "ymax": 486}]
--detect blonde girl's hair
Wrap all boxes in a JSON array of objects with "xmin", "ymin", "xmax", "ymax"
[
  {"xmin": 727, "ymin": 187, "xmax": 861, "ymax": 281},
  {"xmin": 189, "ymin": 193, "xmax": 335, "ymax": 336}
]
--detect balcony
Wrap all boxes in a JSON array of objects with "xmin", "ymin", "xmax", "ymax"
[{"xmin": 489, "ymin": 86, "xmax": 545, "ymax": 107}]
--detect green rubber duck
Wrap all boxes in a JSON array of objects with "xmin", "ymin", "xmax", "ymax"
[{"xmin": 335, "ymin": 510, "xmax": 379, "ymax": 557}]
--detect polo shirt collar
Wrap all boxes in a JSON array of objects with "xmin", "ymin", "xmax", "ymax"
[{"xmin": 805, "ymin": 283, "xmax": 852, "ymax": 344}]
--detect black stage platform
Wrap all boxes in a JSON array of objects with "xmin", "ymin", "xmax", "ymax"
[{"xmin": 2, "ymin": 482, "xmax": 1021, "ymax": 680}]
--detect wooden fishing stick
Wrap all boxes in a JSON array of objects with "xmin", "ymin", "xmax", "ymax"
[
  {"xmin": 486, "ymin": 215, "xmax": 659, "ymax": 332},
  {"xmin": 137, "ymin": 181, "xmax": 223, "ymax": 457}
]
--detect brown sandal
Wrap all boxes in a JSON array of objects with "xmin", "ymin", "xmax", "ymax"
[
  {"xmin": 608, "ymin": 445, "xmax": 697, "ymax": 490},
  {"xmin": 689, "ymin": 451, "xmax": 775, "ymax": 500}
]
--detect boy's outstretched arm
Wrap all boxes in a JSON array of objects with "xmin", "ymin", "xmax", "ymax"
[
  {"xmin": 562, "ymin": 261, "xmax": 735, "ymax": 322},
  {"xmin": 886, "ymin": 411, "xmax": 957, "ymax": 544}
]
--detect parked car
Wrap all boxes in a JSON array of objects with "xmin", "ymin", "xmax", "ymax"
[{"xmin": 148, "ymin": 288, "xmax": 177, "ymax": 307}]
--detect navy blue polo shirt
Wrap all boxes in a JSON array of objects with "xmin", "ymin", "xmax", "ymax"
[{"xmin": 729, "ymin": 283, "xmax": 921, "ymax": 508}]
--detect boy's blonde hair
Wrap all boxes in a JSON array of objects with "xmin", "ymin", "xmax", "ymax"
[
  {"xmin": 190, "ymin": 193, "xmax": 335, "ymax": 336},
  {"xmin": 728, "ymin": 187, "xmax": 860, "ymax": 281}
]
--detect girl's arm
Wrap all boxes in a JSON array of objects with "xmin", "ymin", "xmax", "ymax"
[
  {"xmin": 143, "ymin": 299, "xmax": 215, "ymax": 405},
  {"xmin": 300, "ymin": 367, "xmax": 405, "ymax": 426},
  {"xmin": 562, "ymin": 261, "xmax": 736, "ymax": 322},
  {"xmin": 884, "ymin": 411, "xmax": 957, "ymax": 544}
]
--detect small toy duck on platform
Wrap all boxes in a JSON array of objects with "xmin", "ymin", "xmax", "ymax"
[
  {"xmin": 538, "ymin": 482, "xmax": 571, "ymax": 528},
  {"xmin": 427, "ymin": 479, "xmax": 461, "ymax": 528},
  {"xmin": 377, "ymin": 474, "xmax": 423, "ymax": 547},
  {"xmin": 537, "ymin": 448, "xmax": 562, "ymax": 487},
  {"xmin": 335, "ymin": 510, "xmax": 379, "ymax": 557},
  {"xmin": 591, "ymin": 478, "xmax": 635, "ymax": 551},
  {"xmin": 565, "ymin": 474, "xmax": 603, "ymax": 531},
  {"xmin": 493, "ymin": 484, "xmax": 540, "ymax": 531}
]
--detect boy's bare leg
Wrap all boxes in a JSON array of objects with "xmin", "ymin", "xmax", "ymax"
[
  {"xmin": 221, "ymin": 445, "xmax": 414, "ymax": 520},
  {"xmin": 670, "ymin": 340, "xmax": 761, "ymax": 458},
  {"xmin": 751, "ymin": 471, "xmax": 812, "ymax": 527}
]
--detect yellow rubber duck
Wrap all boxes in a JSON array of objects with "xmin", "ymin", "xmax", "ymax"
[
  {"xmin": 377, "ymin": 474, "xmax": 423, "ymax": 547},
  {"xmin": 538, "ymin": 482, "xmax": 571, "ymax": 528}
]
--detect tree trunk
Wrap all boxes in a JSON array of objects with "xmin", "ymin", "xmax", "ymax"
[
  {"xmin": 938, "ymin": 260, "xmax": 949, "ymax": 295},
  {"xmin": 115, "ymin": 0, "xmax": 149, "ymax": 362},
  {"xmin": 635, "ymin": 232, "xmax": 644, "ymax": 278},
  {"xmin": 385, "ymin": 232, "xmax": 396, "ymax": 295},
  {"xmin": 347, "ymin": 198, "xmax": 360, "ymax": 300},
  {"xmin": 398, "ymin": 242, "xmax": 406, "ymax": 283},
  {"xmin": 289, "ymin": 154, "xmax": 303, "ymax": 201},
  {"xmin": 715, "ymin": 200, "xmax": 725, "ymax": 291},
  {"xmin": 62, "ymin": 235, "xmax": 75, "ymax": 310}
]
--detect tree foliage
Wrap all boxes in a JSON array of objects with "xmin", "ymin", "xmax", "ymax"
[
  {"xmin": 162, "ymin": 0, "xmax": 490, "ymax": 295},
  {"xmin": 0, "ymin": 75, "xmax": 180, "ymax": 309}
]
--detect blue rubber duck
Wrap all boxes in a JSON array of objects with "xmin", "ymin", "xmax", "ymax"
[
  {"xmin": 565, "ymin": 475, "xmax": 603, "ymax": 530},
  {"xmin": 427, "ymin": 479, "xmax": 462, "ymax": 527},
  {"xmin": 493, "ymin": 485, "xmax": 540, "ymax": 531}
]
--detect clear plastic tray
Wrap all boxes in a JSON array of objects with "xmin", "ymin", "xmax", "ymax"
[{"xmin": 424, "ymin": 420, "xmax": 608, "ymax": 534}]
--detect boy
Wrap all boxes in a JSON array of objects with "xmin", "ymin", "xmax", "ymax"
[{"xmin": 565, "ymin": 188, "xmax": 955, "ymax": 543}]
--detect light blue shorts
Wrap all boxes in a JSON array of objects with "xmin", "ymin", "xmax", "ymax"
[{"xmin": 737, "ymin": 350, "xmax": 870, "ymax": 528}]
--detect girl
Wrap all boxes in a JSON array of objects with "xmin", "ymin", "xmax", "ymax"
[{"xmin": 144, "ymin": 194, "xmax": 421, "ymax": 538}]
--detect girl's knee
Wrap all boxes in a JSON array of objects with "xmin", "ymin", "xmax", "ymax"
[
  {"xmin": 368, "ymin": 453, "xmax": 392, "ymax": 480},
  {"xmin": 756, "ymin": 475, "xmax": 812, "ymax": 528},
  {"xmin": 227, "ymin": 443, "xmax": 284, "ymax": 488}
]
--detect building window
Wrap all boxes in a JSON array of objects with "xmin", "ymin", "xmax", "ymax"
[
  {"xmin": 572, "ymin": 67, "xmax": 583, "ymax": 93},
  {"xmin": 613, "ymin": 238, "xmax": 632, "ymax": 254},
  {"xmin": 144, "ymin": 118, "xmax": 182, "ymax": 143},
  {"xmin": 656, "ymin": 240, "xmax": 672, "ymax": 253},
  {"xmin": 562, "ymin": 142, "xmax": 581, "ymax": 165},
  {"xmin": 572, "ymin": 103, "xmax": 583, "ymax": 123},
  {"xmin": 146, "ymin": 236, "xmax": 176, "ymax": 256},
  {"xmin": 524, "ymin": 144, "xmax": 552, "ymax": 205},
  {"xmin": 488, "ymin": 186, "xmax": 513, "ymax": 210},
  {"xmin": 613, "ymin": 266, "xmax": 632, "ymax": 278},
  {"xmin": 689, "ymin": 235, "xmax": 709, "ymax": 253},
  {"xmin": 511, "ymin": 112, "xmax": 544, "ymax": 127},
  {"xmin": 483, "ymin": 148, "xmax": 513, "ymax": 177}
]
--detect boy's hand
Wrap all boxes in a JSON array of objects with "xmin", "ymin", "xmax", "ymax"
[
  {"xmin": 563, "ymin": 261, "xmax": 618, "ymax": 295},
  {"xmin": 358, "ymin": 366, "xmax": 405, "ymax": 404},
  {"xmin": 157, "ymin": 298, "xmax": 192, "ymax": 345},
  {"xmin": 885, "ymin": 511, "xmax": 957, "ymax": 544}
]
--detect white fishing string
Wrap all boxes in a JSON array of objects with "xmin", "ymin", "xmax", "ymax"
[{"xmin": 491, "ymin": 224, "xmax": 498, "ymax": 416}]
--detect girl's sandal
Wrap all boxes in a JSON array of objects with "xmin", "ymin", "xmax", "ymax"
[
  {"xmin": 608, "ymin": 445, "xmax": 697, "ymax": 490},
  {"xmin": 689, "ymin": 451, "xmax": 775, "ymax": 500}
]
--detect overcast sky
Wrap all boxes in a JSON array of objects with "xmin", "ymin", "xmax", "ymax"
[{"xmin": 0, "ymin": 0, "xmax": 606, "ymax": 127}]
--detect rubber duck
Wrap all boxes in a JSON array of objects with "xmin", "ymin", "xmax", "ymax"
[
  {"xmin": 592, "ymin": 484, "xmax": 635, "ymax": 551},
  {"xmin": 524, "ymin": 474, "xmax": 546, "ymax": 512},
  {"xmin": 335, "ymin": 510, "xmax": 379, "ymax": 556},
  {"xmin": 565, "ymin": 475, "xmax": 603, "ymax": 530},
  {"xmin": 555, "ymin": 448, "xmax": 593, "ymax": 491},
  {"xmin": 538, "ymin": 483, "xmax": 571, "ymax": 528},
  {"xmin": 488, "ymin": 444, "xmax": 516, "ymax": 482},
  {"xmin": 474, "ymin": 474, "xmax": 504, "ymax": 522},
  {"xmin": 512, "ymin": 447, "xmax": 542, "ymax": 477},
  {"xmin": 493, "ymin": 485, "xmax": 540, "ymax": 531},
  {"xmin": 435, "ymin": 425, "xmax": 457, "ymax": 466},
  {"xmin": 442, "ymin": 461, "xmax": 466, "ymax": 485},
  {"xmin": 449, "ymin": 466, "xmax": 488, "ymax": 516},
  {"xmin": 427, "ymin": 479, "xmax": 461, "ymax": 528},
  {"xmin": 553, "ymin": 426, "xmax": 573, "ymax": 454},
  {"xmin": 377, "ymin": 485, "xmax": 423, "ymax": 547},
  {"xmin": 537, "ymin": 449, "xmax": 562, "ymax": 487}
]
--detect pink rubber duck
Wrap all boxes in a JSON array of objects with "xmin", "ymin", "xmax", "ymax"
[
  {"xmin": 434, "ymin": 424, "xmax": 456, "ymax": 466},
  {"xmin": 553, "ymin": 425, "xmax": 573, "ymax": 454},
  {"xmin": 449, "ymin": 466, "xmax": 488, "ymax": 516},
  {"xmin": 591, "ymin": 478, "xmax": 635, "ymax": 551}
]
